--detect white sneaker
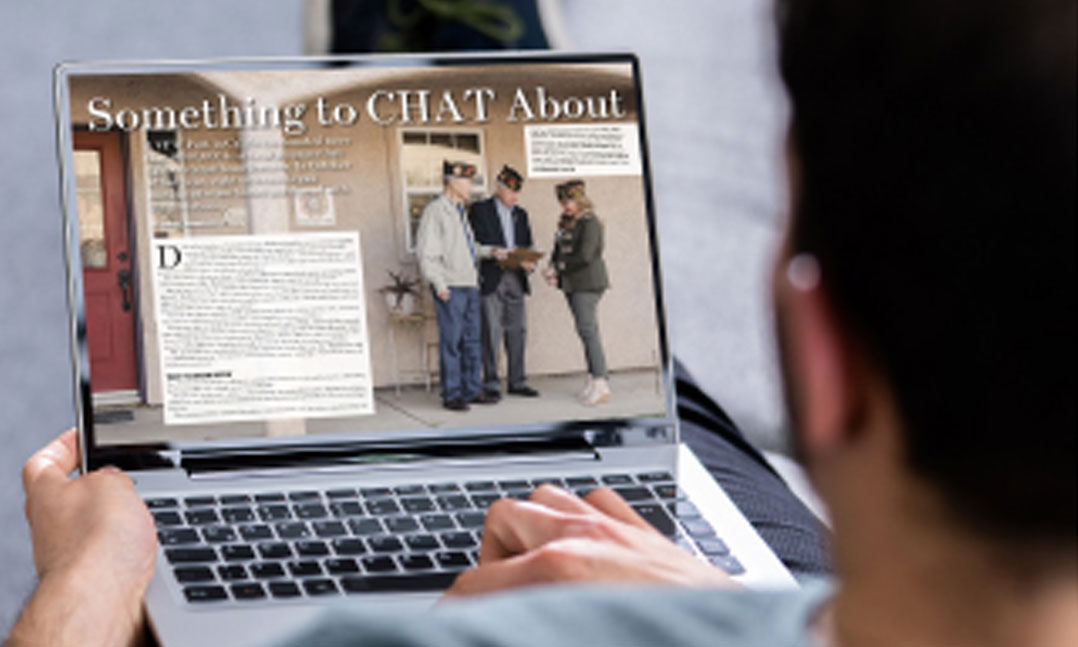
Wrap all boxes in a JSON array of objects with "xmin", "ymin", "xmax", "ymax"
[{"xmin": 583, "ymin": 377, "xmax": 611, "ymax": 406}]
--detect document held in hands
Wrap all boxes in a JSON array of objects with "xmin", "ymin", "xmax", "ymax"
[{"xmin": 497, "ymin": 248, "xmax": 544, "ymax": 270}]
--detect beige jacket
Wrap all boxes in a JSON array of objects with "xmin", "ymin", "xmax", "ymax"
[{"xmin": 415, "ymin": 193, "xmax": 494, "ymax": 294}]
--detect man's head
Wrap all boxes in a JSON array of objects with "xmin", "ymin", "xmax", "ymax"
[
  {"xmin": 443, "ymin": 160, "xmax": 477, "ymax": 202},
  {"xmin": 495, "ymin": 165, "xmax": 524, "ymax": 208},
  {"xmin": 774, "ymin": 0, "xmax": 1075, "ymax": 555}
]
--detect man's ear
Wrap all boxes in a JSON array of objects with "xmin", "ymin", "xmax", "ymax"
[{"xmin": 779, "ymin": 255, "xmax": 863, "ymax": 454}]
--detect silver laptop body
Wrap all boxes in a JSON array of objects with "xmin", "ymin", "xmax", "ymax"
[{"xmin": 54, "ymin": 52, "xmax": 794, "ymax": 647}]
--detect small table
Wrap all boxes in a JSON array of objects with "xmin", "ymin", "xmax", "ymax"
[{"xmin": 387, "ymin": 313, "xmax": 431, "ymax": 397}]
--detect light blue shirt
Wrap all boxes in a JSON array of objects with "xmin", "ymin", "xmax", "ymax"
[
  {"xmin": 495, "ymin": 197, "xmax": 515, "ymax": 249},
  {"xmin": 277, "ymin": 580, "xmax": 834, "ymax": 647}
]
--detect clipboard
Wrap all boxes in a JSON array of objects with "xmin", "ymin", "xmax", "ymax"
[{"xmin": 497, "ymin": 248, "xmax": 544, "ymax": 270}]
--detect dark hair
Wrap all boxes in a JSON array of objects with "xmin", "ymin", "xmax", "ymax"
[{"xmin": 778, "ymin": 0, "xmax": 1075, "ymax": 545}]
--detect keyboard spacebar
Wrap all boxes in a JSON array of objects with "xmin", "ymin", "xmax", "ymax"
[{"xmin": 340, "ymin": 572, "xmax": 460, "ymax": 594}]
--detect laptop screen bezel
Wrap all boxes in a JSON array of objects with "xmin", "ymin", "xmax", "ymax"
[{"xmin": 54, "ymin": 52, "xmax": 679, "ymax": 473}]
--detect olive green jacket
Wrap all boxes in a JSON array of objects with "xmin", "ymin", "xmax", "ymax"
[{"xmin": 552, "ymin": 212, "xmax": 609, "ymax": 293}]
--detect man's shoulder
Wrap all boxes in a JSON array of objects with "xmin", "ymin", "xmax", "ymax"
[{"xmin": 469, "ymin": 197, "xmax": 496, "ymax": 217}]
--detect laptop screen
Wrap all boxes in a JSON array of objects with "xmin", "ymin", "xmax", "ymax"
[{"xmin": 56, "ymin": 54, "xmax": 672, "ymax": 453}]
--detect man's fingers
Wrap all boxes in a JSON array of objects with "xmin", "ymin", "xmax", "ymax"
[
  {"xmin": 583, "ymin": 487, "xmax": 656, "ymax": 532},
  {"xmin": 528, "ymin": 484, "xmax": 596, "ymax": 515},
  {"xmin": 22, "ymin": 429, "xmax": 79, "ymax": 493},
  {"xmin": 480, "ymin": 497, "xmax": 609, "ymax": 564}
]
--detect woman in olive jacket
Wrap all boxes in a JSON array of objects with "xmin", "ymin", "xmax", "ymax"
[{"xmin": 545, "ymin": 180, "xmax": 611, "ymax": 405}]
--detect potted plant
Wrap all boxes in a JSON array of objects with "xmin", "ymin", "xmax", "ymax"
[{"xmin": 379, "ymin": 270, "xmax": 421, "ymax": 315}]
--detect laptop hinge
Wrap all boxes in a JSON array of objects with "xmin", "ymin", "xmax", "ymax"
[{"xmin": 180, "ymin": 433, "xmax": 599, "ymax": 480}]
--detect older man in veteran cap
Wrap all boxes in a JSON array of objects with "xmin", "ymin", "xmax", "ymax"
[
  {"xmin": 468, "ymin": 165, "xmax": 540, "ymax": 401},
  {"xmin": 416, "ymin": 160, "xmax": 506, "ymax": 411}
]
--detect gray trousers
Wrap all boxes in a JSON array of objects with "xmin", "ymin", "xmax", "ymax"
[
  {"xmin": 480, "ymin": 272, "xmax": 528, "ymax": 391},
  {"xmin": 566, "ymin": 291, "xmax": 608, "ymax": 378}
]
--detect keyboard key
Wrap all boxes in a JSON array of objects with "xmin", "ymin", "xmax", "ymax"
[
  {"xmin": 238, "ymin": 524, "xmax": 273, "ymax": 541},
  {"xmin": 221, "ymin": 544, "xmax": 257, "ymax": 561},
  {"xmin": 313, "ymin": 520, "xmax": 348, "ymax": 537},
  {"xmin": 268, "ymin": 581, "xmax": 302, "ymax": 598},
  {"xmin": 254, "ymin": 492, "xmax": 285, "ymax": 503},
  {"xmin": 652, "ymin": 484, "xmax": 683, "ymax": 500},
  {"xmin": 201, "ymin": 526, "xmax": 236, "ymax": 543},
  {"xmin": 288, "ymin": 560, "xmax": 322, "ymax": 577},
  {"xmin": 230, "ymin": 582, "xmax": 266, "ymax": 600},
  {"xmin": 257, "ymin": 505, "xmax": 292, "ymax": 522},
  {"xmin": 250, "ymin": 562, "xmax": 285, "ymax": 579},
  {"xmin": 470, "ymin": 493, "xmax": 501, "ymax": 508},
  {"xmin": 504, "ymin": 491, "xmax": 532, "ymax": 500},
  {"xmin": 166, "ymin": 548, "xmax": 218, "ymax": 564},
  {"xmin": 325, "ymin": 557, "xmax": 361, "ymax": 575},
  {"xmin": 217, "ymin": 565, "xmax": 248, "ymax": 581},
  {"xmin": 288, "ymin": 491, "xmax": 320, "ymax": 501},
  {"xmin": 329, "ymin": 501, "xmax": 365, "ymax": 517},
  {"xmin": 257, "ymin": 542, "xmax": 292, "ymax": 559},
  {"xmin": 420, "ymin": 514, "xmax": 455, "ymax": 531},
  {"xmin": 429, "ymin": 483, "xmax": 460, "ymax": 493},
  {"xmin": 531, "ymin": 477, "xmax": 565, "ymax": 488},
  {"xmin": 185, "ymin": 496, "xmax": 216, "ymax": 507},
  {"xmin": 405, "ymin": 534, "xmax": 440, "ymax": 551},
  {"xmin": 302, "ymin": 578, "xmax": 338, "ymax": 596},
  {"xmin": 682, "ymin": 519, "xmax": 716, "ymax": 538},
  {"xmin": 436, "ymin": 495, "xmax": 472, "ymax": 511},
  {"xmin": 173, "ymin": 566, "xmax": 215, "ymax": 583},
  {"xmin": 464, "ymin": 481, "xmax": 497, "ymax": 492},
  {"xmin": 219, "ymin": 494, "xmax": 252, "ymax": 505},
  {"xmin": 710, "ymin": 555, "xmax": 745, "ymax": 575},
  {"xmin": 361, "ymin": 555, "xmax": 397, "ymax": 573},
  {"xmin": 393, "ymin": 484, "xmax": 426, "ymax": 496},
  {"xmin": 153, "ymin": 510, "xmax": 183, "ymax": 527},
  {"xmin": 325, "ymin": 488, "xmax": 357, "ymax": 499},
  {"xmin": 332, "ymin": 538, "xmax": 367, "ymax": 555},
  {"xmin": 365, "ymin": 499, "xmax": 402, "ymax": 516},
  {"xmin": 637, "ymin": 471, "xmax": 674, "ymax": 483},
  {"xmin": 294, "ymin": 503, "xmax": 329, "ymax": 520},
  {"xmin": 440, "ymin": 532, "xmax": 477, "ymax": 549},
  {"xmin": 455, "ymin": 512, "xmax": 486, "ymax": 529},
  {"xmin": 296, "ymin": 540, "xmax": 330, "ymax": 557},
  {"xmin": 275, "ymin": 522, "xmax": 311, "ymax": 540},
  {"xmin": 612, "ymin": 487, "xmax": 654, "ymax": 502},
  {"xmin": 347, "ymin": 518, "xmax": 383, "ymax": 535},
  {"xmin": 399, "ymin": 554, "xmax": 435, "ymax": 571},
  {"xmin": 400, "ymin": 497, "xmax": 436, "ymax": 513},
  {"xmin": 221, "ymin": 507, "xmax": 256, "ymax": 523},
  {"xmin": 435, "ymin": 551, "xmax": 471, "ymax": 569},
  {"xmin": 632, "ymin": 504, "xmax": 677, "ymax": 536},
  {"xmin": 368, "ymin": 536, "xmax": 404, "ymax": 553},
  {"xmin": 565, "ymin": 476, "xmax": 598, "ymax": 487},
  {"xmin": 697, "ymin": 538, "xmax": 730, "ymax": 556},
  {"xmin": 145, "ymin": 497, "xmax": 178, "ymax": 509},
  {"xmin": 385, "ymin": 516, "xmax": 420, "ymax": 533},
  {"xmin": 574, "ymin": 488, "xmax": 597, "ymax": 498},
  {"xmin": 183, "ymin": 585, "xmax": 227, "ymax": 603},
  {"xmin": 185, "ymin": 509, "xmax": 221, "ymax": 525},
  {"xmin": 360, "ymin": 487, "xmax": 393, "ymax": 498},
  {"xmin": 497, "ymin": 480, "xmax": 529, "ymax": 490},
  {"xmin": 669, "ymin": 501, "xmax": 700, "ymax": 518},
  {"xmin": 340, "ymin": 572, "xmax": 458, "ymax": 594},
  {"xmin": 600, "ymin": 474, "xmax": 633, "ymax": 485},
  {"xmin": 158, "ymin": 527, "xmax": 200, "ymax": 546}
]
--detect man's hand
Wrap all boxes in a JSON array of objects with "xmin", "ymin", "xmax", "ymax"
[
  {"xmin": 8, "ymin": 429, "xmax": 157, "ymax": 647},
  {"xmin": 542, "ymin": 267, "xmax": 558, "ymax": 287},
  {"xmin": 445, "ymin": 485, "xmax": 735, "ymax": 596},
  {"xmin": 521, "ymin": 260, "xmax": 536, "ymax": 273},
  {"xmin": 437, "ymin": 289, "xmax": 451, "ymax": 302},
  {"xmin": 492, "ymin": 247, "xmax": 510, "ymax": 261}
]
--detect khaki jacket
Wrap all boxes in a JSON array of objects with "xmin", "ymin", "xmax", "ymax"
[
  {"xmin": 552, "ymin": 212, "xmax": 610, "ymax": 293},
  {"xmin": 415, "ymin": 194, "xmax": 494, "ymax": 294}
]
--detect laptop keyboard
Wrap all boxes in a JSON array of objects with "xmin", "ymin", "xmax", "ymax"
[{"xmin": 146, "ymin": 472, "xmax": 744, "ymax": 605}]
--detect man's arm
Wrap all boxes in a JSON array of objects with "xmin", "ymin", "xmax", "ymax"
[{"xmin": 7, "ymin": 430, "xmax": 156, "ymax": 647}]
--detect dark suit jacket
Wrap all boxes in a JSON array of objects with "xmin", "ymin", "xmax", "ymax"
[{"xmin": 468, "ymin": 197, "xmax": 534, "ymax": 296}]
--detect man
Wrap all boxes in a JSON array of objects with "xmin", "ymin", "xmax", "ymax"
[
  {"xmin": 9, "ymin": 0, "xmax": 1074, "ymax": 645},
  {"xmin": 415, "ymin": 160, "xmax": 506, "ymax": 411},
  {"xmin": 468, "ymin": 165, "xmax": 540, "ymax": 400}
]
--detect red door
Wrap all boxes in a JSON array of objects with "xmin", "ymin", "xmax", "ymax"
[{"xmin": 74, "ymin": 131, "xmax": 139, "ymax": 393}]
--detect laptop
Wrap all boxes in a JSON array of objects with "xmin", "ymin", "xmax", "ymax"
[{"xmin": 53, "ymin": 52, "xmax": 794, "ymax": 646}]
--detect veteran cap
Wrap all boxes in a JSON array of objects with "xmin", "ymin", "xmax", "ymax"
[
  {"xmin": 443, "ymin": 160, "xmax": 478, "ymax": 179},
  {"xmin": 555, "ymin": 179, "xmax": 586, "ymax": 201},
  {"xmin": 496, "ymin": 165, "xmax": 524, "ymax": 191}
]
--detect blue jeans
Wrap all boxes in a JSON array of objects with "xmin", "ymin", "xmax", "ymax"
[{"xmin": 433, "ymin": 287, "xmax": 482, "ymax": 403}]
